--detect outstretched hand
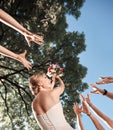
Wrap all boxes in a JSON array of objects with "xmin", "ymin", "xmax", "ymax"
[
  {"xmin": 73, "ymin": 102, "xmax": 82, "ymax": 115},
  {"xmin": 18, "ymin": 50, "xmax": 32, "ymax": 70},
  {"xmin": 80, "ymin": 94, "xmax": 91, "ymax": 115},
  {"xmin": 84, "ymin": 94, "xmax": 91, "ymax": 105},
  {"xmin": 96, "ymin": 76, "xmax": 113, "ymax": 85},
  {"xmin": 89, "ymin": 84, "xmax": 104, "ymax": 94},
  {"xmin": 23, "ymin": 32, "xmax": 44, "ymax": 47}
]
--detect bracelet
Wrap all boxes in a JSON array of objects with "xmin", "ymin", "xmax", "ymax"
[
  {"xmin": 103, "ymin": 89, "xmax": 108, "ymax": 95},
  {"xmin": 87, "ymin": 112, "xmax": 91, "ymax": 116}
]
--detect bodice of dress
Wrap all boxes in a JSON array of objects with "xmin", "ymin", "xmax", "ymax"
[{"xmin": 33, "ymin": 102, "xmax": 74, "ymax": 130}]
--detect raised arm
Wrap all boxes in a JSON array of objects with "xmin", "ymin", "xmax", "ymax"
[
  {"xmin": 0, "ymin": 9, "xmax": 43, "ymax": 46},
  {"xmin": 73, "ymin": 102, "xmax": 84, "ymax": 130},
  {"xmin": 52, "ymin": 76, "xmax": 65, "ymax": 96},
  {"xmin": 96, "ymin": 77, "xmax": 113, "ymax": 85},
  {"xmin": 80, "ymin": 95, "xmax": 105, "ymax": 130},
  {"xmin": 90, "ymin": 84, "xmax": 113, "ymax": 100},
  {"xmin": 0, "ymin": 45, "xmax": 32, "ymax": 70},
  {"xmin": 85, "ymin": 94, "xmax": 113, "ymax": 129}
]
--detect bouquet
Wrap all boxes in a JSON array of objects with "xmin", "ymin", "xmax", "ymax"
[{"xmin": 46, "ymin": 64, "xmax": 64, "ymax": 78}]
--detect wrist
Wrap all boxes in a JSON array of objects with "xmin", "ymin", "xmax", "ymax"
[
  {"xmin": 17, "ymin": 55, "xmax": 22, "ymax": 62},
  {"xmin": 77, "ymin": 113, "xmax": 82, "ymax": 117},
  {"xmin": 87, "ymin": 101, "xmax": 91, "ymax": 106},
  {"xmin": 87, "ymin": 112, "xmax": 91, "ymax": 117},
  {"xmin": 103, "ymin": 89, "xmax": 108, "ymax": 95}
]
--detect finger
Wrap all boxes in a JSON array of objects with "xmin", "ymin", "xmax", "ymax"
[
  {"xmin": 73, "ymin": 103, "xmax": 76, "ymax": 108},
  {"xmin": 90, "ymin": 90, "xmax": 97, "ymax": 93},
  {"xmin": 29, "ymin": 65, "xmax": 32, "ymax": 70},
  {"xmin": 80, "ymin": 105, "xmax": 83, "ymax": 111},
  {"xmin": 25, "ymin": 37, "xmax": 31, "ymax": 47},
  {"xmin": 51, "ymin": 76, "xmax": 56, "ymax": 86},
  {"xmin": 75, "ymin": 102, "xmax": 78, "ymax": 106},
  {"xmin": 33, "ymin": 35, "xmax": 44, "ymax": 44},
  {"xmin": 100, "ymin": 76, "xmax": 113, "ymax": 80},
  {"xmin": 27, "ymin": 41, "xmax": 31, "ymax": 47},
  {"xmin": 90, "ymin": 84, "xmax": 98, "ymax": 90},
  {"xmin": 35, "ymin": 37, "xmax": 44, "ymax": 42},
  {"xmin": 80, "ymin": 94, "xmax": 85, "ymax": 101},
  {"xmin": 35, "ymin": 40, "xmax": 43, "ymax": 45},
  {"xmin": 90, "ymin": 84, "xmax": 96, "ymax": 87},
  {"xmin": 73, "ymin": 103, "xmax": 77, "ymax": 110},
  {"xmin": 73, "ymin": 103, "xmax": 76, "ymax": 106},
  {"xmin": 55, "ymin": 75, "xmax": 60, "ymax": 80},
  {"xmin": 96, "ymin": 81, "xmax": 105, "ymax": 84},
  {"xmin": 27, "ymin": 64, "xmax": 32, "ymax": 70},
  {"xmin": 87, "ymin": 94, "xmax": 90, "ymax": 99},
  {"xmin": 34, "ymin": 34, "xmax": 44, "ymax": 40}
]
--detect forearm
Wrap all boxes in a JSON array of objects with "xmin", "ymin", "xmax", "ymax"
[
  {"xmin": 88, "ymin": 113, "xmax": 105, "ymax": 130},
  {"xmin": 0, "ymin": 9, "xmax": 29, "ymax": 35},
  {"xmin": 58, "ymin": 77, "xmax": 65, "ymax": 90},
  {"xmin": 88, "ymin": 102, "xmax": 113, "ymax": 129},
  {"xmin": 0, "ymin": 45, "xmax": 20, "ymax": 61},
  {"xmin": 76, "ymin": 114, "xmax": 84, "ymax": 130},
  {"xmin": 105, "ymin": 90, "xmax": 113, "ymax": 100}
]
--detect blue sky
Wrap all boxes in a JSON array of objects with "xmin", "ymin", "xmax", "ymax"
[{"xmin": 67, "ymin": 0, "xmax": 113, "ymax": 130}]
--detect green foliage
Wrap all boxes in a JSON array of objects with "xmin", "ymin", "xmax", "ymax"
[{"xmin": 0, "ymin": 0, "xmax": 87, "ymax": 129}]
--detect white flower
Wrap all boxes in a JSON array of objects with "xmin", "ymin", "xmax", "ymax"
[{"xmin": 47, "ymin": 64, "xmax": 64, "ymax": 77}]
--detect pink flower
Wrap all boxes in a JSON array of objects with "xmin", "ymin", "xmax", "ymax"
[{"xmin": 47, "ymin": 64, "xmax": 64, "ymax": 77}]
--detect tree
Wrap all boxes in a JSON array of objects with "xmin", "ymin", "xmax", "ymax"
[{"xmin": 0, "ymin": 0, "xmax": 88, "ymax": 129}]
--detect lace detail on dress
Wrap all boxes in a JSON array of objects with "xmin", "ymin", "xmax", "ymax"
[{"xmin": 38, "ymin": 113, "xmax": 56, "ymax": 130}]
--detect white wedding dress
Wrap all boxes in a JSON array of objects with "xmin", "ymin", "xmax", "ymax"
[{"xmin": 33, "ymin": 102, "xmax": 74, "ymax": 130}]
